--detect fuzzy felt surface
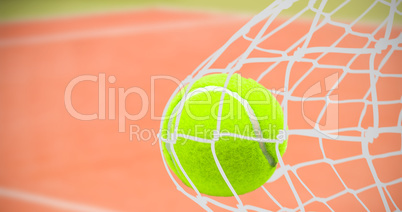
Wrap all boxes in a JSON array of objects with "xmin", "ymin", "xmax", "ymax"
[{"xmin": 161, "ymin": 73, "xmax": 287, "ymax": 196}]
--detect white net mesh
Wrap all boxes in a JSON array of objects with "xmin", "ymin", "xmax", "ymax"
[{"xmin": 159, "ymin": 0, "xmax": 402, "ymax": 211}]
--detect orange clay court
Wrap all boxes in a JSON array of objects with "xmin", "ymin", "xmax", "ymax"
[{"xmin": 0, "ymin": 5, "xmax": 401, "ymax": 212}]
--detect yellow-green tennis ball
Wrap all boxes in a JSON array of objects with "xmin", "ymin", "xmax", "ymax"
[{"xmin": 161, "ymin": 73, "xmax": 287, "ymax": 197}]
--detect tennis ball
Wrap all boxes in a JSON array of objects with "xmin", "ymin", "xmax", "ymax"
[{"xmin": 161, "ymin": 73, "xmax": 287, "ymax": 197}]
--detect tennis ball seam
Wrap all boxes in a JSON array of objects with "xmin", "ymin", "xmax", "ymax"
[{"xmin": 165, "ymin": 85, "xmax": 277, "ymax": 168}]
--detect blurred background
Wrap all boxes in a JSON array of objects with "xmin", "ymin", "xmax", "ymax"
[
  {"xmin": 0, "ymin": 0, "xmax": 272, "ymax": 21},
  {"xmin": 0, "ymin": 1, "xmax": 267, "ymax": 212}
]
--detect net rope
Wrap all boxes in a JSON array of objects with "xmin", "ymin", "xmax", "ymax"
[{"xmin": 159, "ymin": 0, "xmax": 402, "ymax": 211}]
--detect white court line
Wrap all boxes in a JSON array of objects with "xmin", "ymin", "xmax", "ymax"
[
  {"xmin": 0, "ymin": 187, "xmax": 119, "ymax": 212},
  {"xmin": 0, "ymin": 16, "xmax": 246, "ymax": 47}
]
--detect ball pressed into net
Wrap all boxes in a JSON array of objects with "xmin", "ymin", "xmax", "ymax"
[{"xmin": 161, "ymin": 73, "xmax": 287, "ymax": 197}]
